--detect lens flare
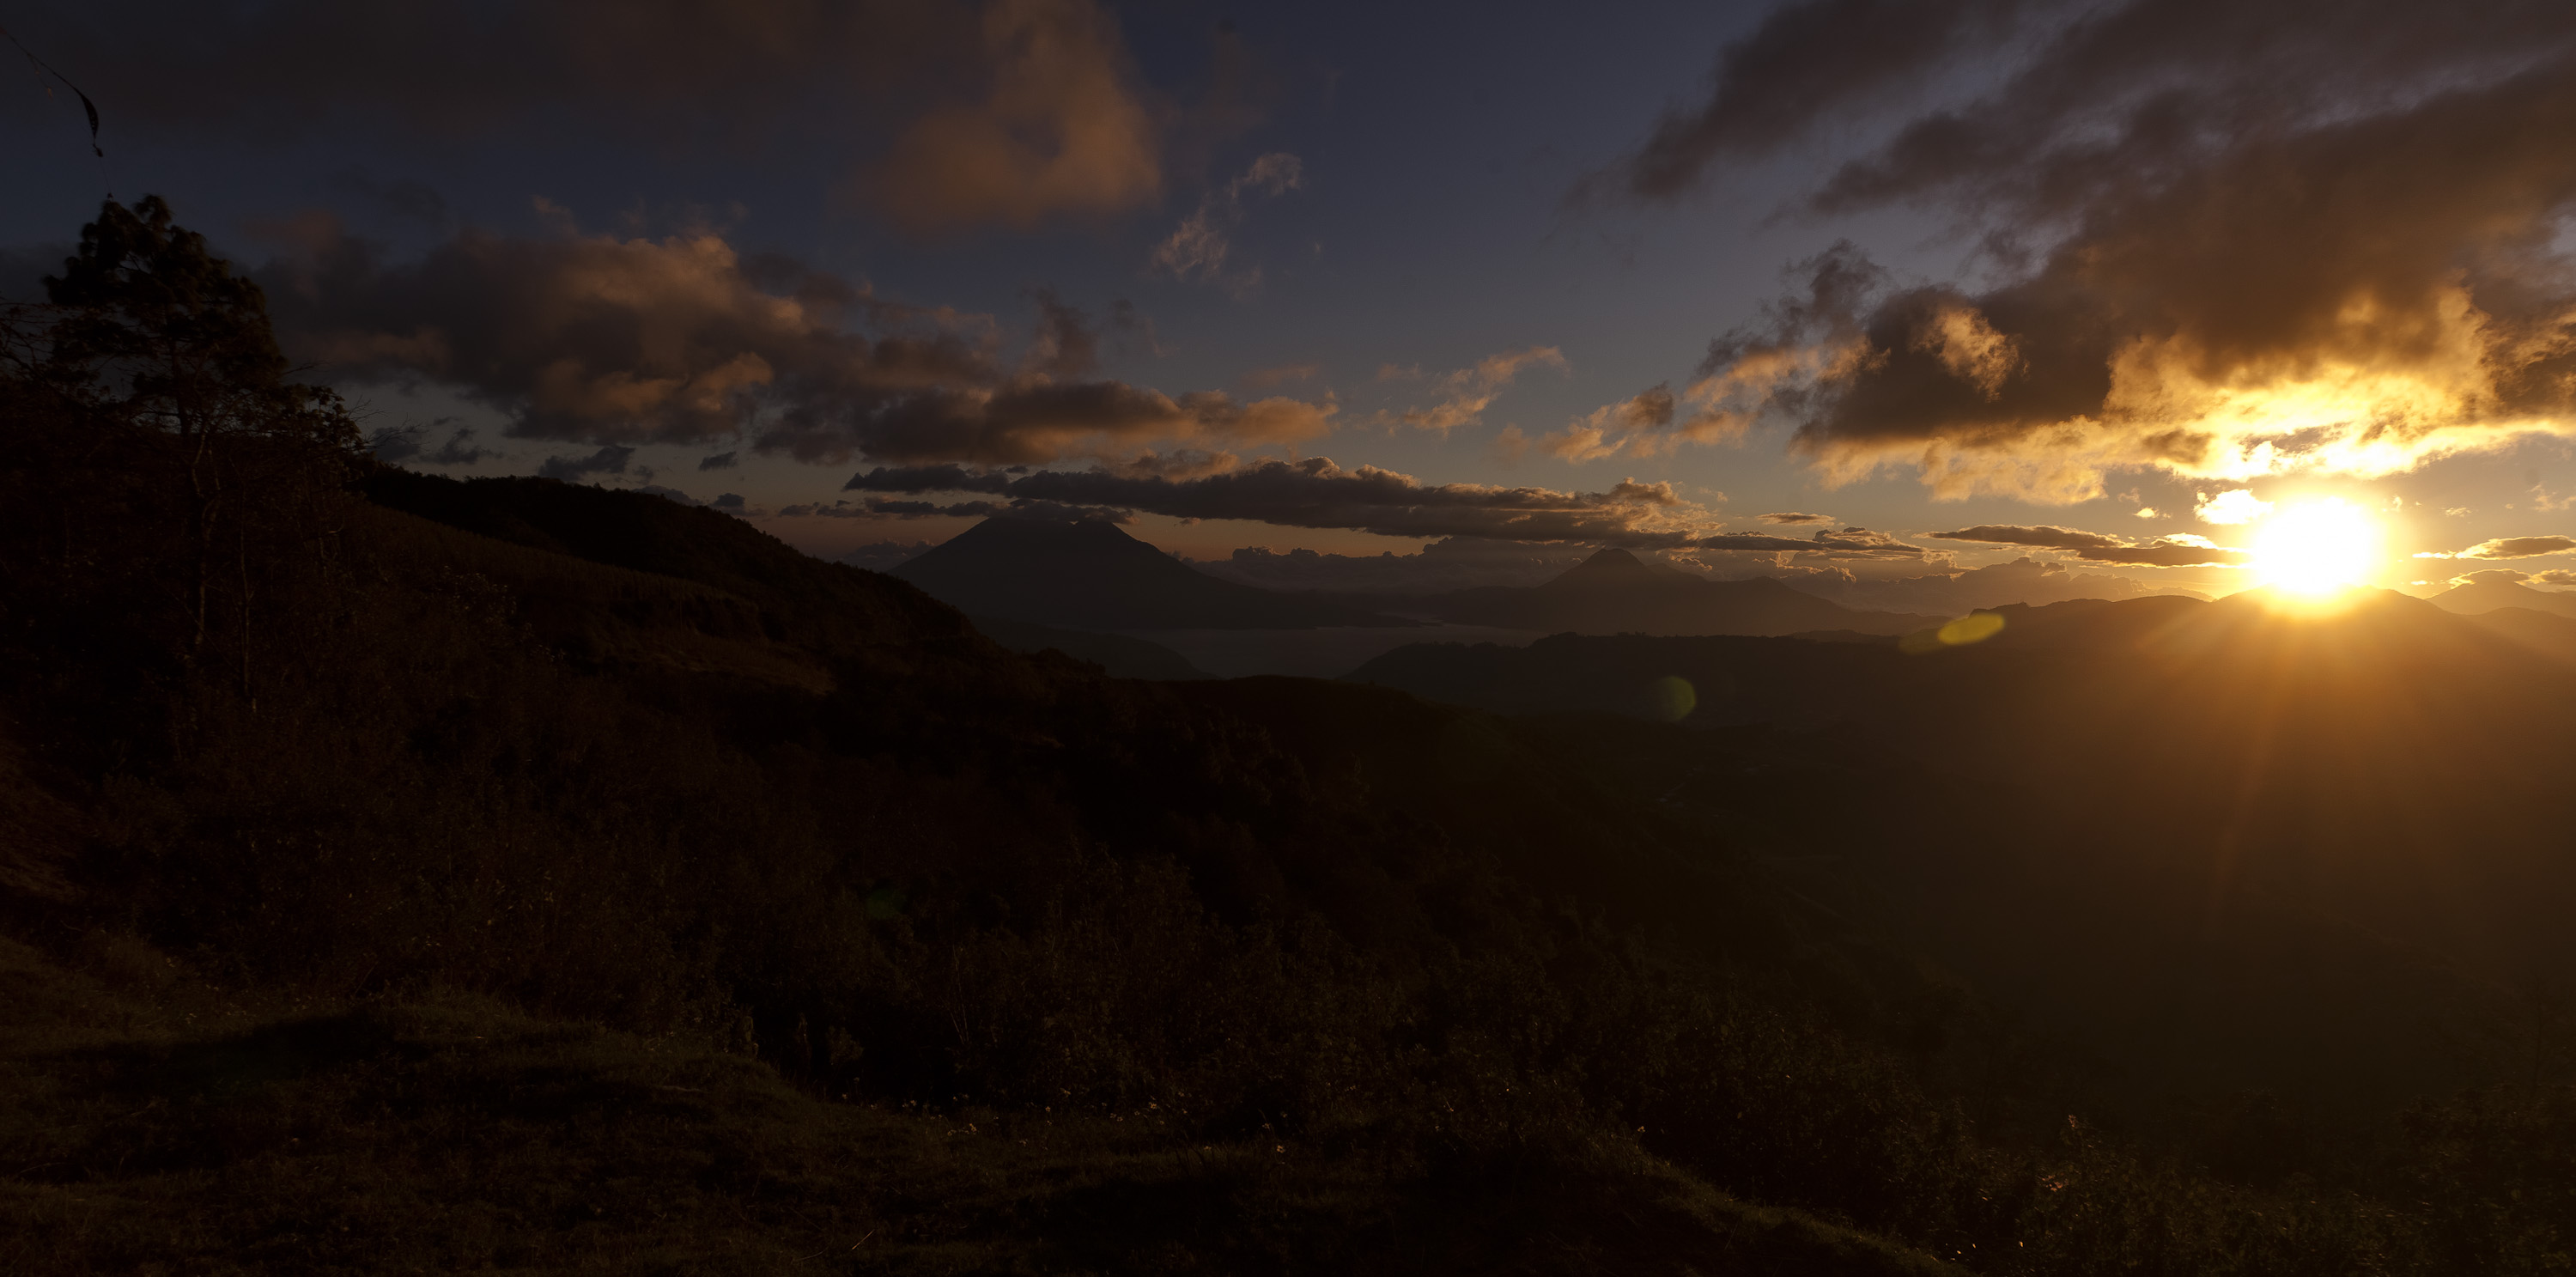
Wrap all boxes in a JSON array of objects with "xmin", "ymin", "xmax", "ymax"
[{"xmin": 2252, "ymin": 499, "xmax": 2378, "ymax": 594}]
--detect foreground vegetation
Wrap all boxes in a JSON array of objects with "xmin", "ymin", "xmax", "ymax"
[
  {"xmin": 8, "ymin": 198, "xmax": 2576, "ymax": 1274},
  {"xmin": 4, "ymin": 935, "xmax": 1961, "ymax": 1275}
]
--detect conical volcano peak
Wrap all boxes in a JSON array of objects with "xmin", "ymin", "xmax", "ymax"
[
  {"xmin": 893, "ymin": 517, "xmax": 1407, "ymax": 629},
  {"xmin": 951, "ymin": 515, "xmax": 1141, "ymax": 550},
  {"xmin": 1552, "ymin": 547, "xmax": 1660, "ymax": 587}
]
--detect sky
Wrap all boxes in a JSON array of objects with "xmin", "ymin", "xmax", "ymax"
[{"xmin": 6, "ymin": 0, "xmax": 2576, "ymax": 599}]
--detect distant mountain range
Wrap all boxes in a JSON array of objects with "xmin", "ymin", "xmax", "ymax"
[
  {"xmin": 2427, "ymin": 575, "xmax": 2576, "ymax": 620},
  {"xmin": 890, "ymin": 518, "xmax": 1411, "ymax": 630},
  {"xmin": 1348, "ymin": 587, "xmax": 2576, "ymax": 737},
  {"xmin": 889, "ymin": 526, "xmax": 1959, "ymax": 641},
  {"xmin": 1425, "ymin": 548, "xmax": 1944, "ymax": 636}
]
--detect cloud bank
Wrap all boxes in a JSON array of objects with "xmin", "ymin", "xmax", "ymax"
[
  {"xmin": 1151, "ymin": 152, "xmax": 1303, "ymax": 293},
  {"xmin": 1399, "ymin": 348, "xmax": 1568, "ymax": 434},
  {"xmin": 265, "ymin": 212, "xmax": 1332, "ymax": 466},
  {"xmin": 871, "ymin": 0, "xmax": 1164, "ymax": 233},
  {"xmin": 27, "ymin": 1, "xmax": 1170, "ymax": 235},
  {"xmin": 1930, "ymin": 524, "xmax": 2250, "ymax": 568},
  {"xmin": 2416, "ymin": 535, "xmax": 2576, "ymax": 561},
  {"xmin": 844, "ymin": 456, "xmax": 1715, "ymax": 545},
  {"xmin": 1628, "ymin": 0, "xmax": 2576, "ymax": 501}
]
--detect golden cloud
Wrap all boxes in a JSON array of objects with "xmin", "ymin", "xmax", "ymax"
[
  {"xmin": 1397, "ymin": 346, "xmax": 1570, "ymax": 434},
  {"xmin": 869, "ymin": 0, "xmax": 1163, "ymax": 234},
  {"xmin": 265, "ymin": 209, "xmax": 1329, "ymax": 468},
  {"xmin": 1653, "ymin": 14, "xmax": 2576, "ymax": 502}
]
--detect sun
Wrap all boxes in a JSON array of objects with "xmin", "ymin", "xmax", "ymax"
[{"xmin": 2251, "ymin": 498, "xmax": 2379, "ymax": 595}]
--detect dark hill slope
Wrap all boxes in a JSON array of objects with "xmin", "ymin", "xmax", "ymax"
[
  {"xmin": 2461, "ymin": 605, "xmax": 2576, "ymax": 665},
  {"xmin": 362, "ymin": 468, "xmax": 979, "ymax": 664},
  {"xmin": 7, "ymin": 460, "xmax": 2075, "ymax": 1265},
  {"xmin": 893, "ymin": 516, "xmax": 1410, "ymax": 629},
  {"xmin": 0, "ymin": 460, "xmax": 2516, "ymax": 1275},
  {"xmin": 1352, "ymin": 590, "xmax": 2576, "ymax": 996},
  {"xmin": 1431, "ymin": 548, "xmax": 1941, "ymax": 635},
  {"xmin": 344, "ymin": 499, "xmax": 846, "ymax": 692},
  {"xmin": 969, "ymin": 614, "xmax": 1211, "ymax": 679}
]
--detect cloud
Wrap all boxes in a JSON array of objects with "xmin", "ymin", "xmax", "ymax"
[
  {"xmin": 2451, "ymin": 569, "xmax": 2530, "ymax": 586},
  {"xmin": 2075, "ymin": 538, "xmax": 2251, "ymax": 569},
  {"xmin": 538, "ymin": 445, "xmax": 635, "ymax": 481},
  {"xmin": 844, "ymin": 456, "xmax": 1717, "ymax": 545},
  {"xmin": 2441, "ymin": 566, "xmax": 2576, "ymax": 587},
  {"xmin": 1789, "ymin": 555, "xmax": 2201, "ymax": 612},
  {"xmin": 842, "ymin": 383, "xmax": 1334, "ymax": 466},
  {"xmin": 2416, "ymin": 535, "xmax": 2576, "ymax": 560},
  {"xmin": 783, "ymin": 498, "xmax": 996, "ymax": 520},
  {"xmin": 1192, "ymin": 537, "xmax": 1601, "ymax": 594},
  {"xmin": 1929, "ymin": 524, "xmax": 2128, "ymax": 552},
  {"xmin": 869, "ymin": 0, "xmax": 1165, "ymax": 234},
  {"xmin": 368, "ymin": 421, "xmax": 493, "ymax": 466},
  {"xmin": 1023, "ymin": 286, "xmax": 1104, "ymax": 378},
  {"xmin": 1930, "ymin": 523, "xmax": 2250, "ymax": 567},
  {"xmin": 264, "ymin": 210, "xmax": 1329, "ymax": 467},
  {"xmin": 1552, "ymin": 368, "xmax": 1783, "ymax": 461},
  {"xmin": 1694, "ymin": 526, "xmax": 1936, "ymax": 559},
  {"xmin": 1759, "ymin": 512, "xmax": 1835, "ymax": 525},
  {"xmin": 1647, "ymin": 4, "xmax": 2576, "ymax": 501},
  {"xmin": 2195, "ymin": 489, "xmax": 2273, "ymax": 525},
  {"xmin": 1150, "ymin": 152, "xmax": 1303, "ymax": 293},
  {"xmin": 43, "ymin": 1, "xmax": 1170, "ymax": 237},
  {"xmin": 1603, "ymin": 0, "xmax": 2031, "ymax": 201},
  {"xmin": 1398, "ymin": 347, "xmax": 1569, "ymax": 434},
  {"xmin": 1100, "ymin": 447, "xmax": 1243, "ymax": 479},
  {"xmin": 1544, "ymin": 383, "xmax": 1704, "ymax": 461},
  {"xmin": 2135, "ymin": 507, "xmax": 2162, "ymax": 520},
  {"xmin": 269, "ymin": 211, "xmax": 988, "ymax": 453},
  {"xmin": 782, "ymin": 496, "xmax": 1127, "ymax": 523},
  {"xmin": 698, "ymin": 452, "xmax": 739, "ymax": 471}
]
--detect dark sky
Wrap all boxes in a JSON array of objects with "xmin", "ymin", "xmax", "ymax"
[{"xmin": 8, "ymin": 0, "xmax": 2576, "ymax": 595}]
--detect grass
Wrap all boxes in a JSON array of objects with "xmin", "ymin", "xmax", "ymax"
[{"xmin": 1, "ymin": 933, "xmax": 1954, "ymax": 1275}]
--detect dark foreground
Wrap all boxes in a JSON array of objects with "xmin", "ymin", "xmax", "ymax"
[{"xmin": 4, "ymin": 938, "xmax": 1953, "ymax": 1275}]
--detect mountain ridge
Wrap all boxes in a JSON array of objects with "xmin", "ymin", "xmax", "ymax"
[
  {"xmin": 893, "ymin": 517, "xmax": 1414, "ymax": 630},
  {"xmin": 2427, "ymin": 575, "xmax": 2576, "ymax": 619},
  {"xmin": 1427, "ymin": 547, "xmax": 1946, "ymax": 636}
]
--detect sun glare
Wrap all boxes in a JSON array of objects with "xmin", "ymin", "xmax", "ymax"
[{"xmin": 2252, "ymin": 499, "xmax": 2379, "ymax": 595}]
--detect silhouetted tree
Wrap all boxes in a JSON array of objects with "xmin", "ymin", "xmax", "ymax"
[{"xmin": 18, "ymin": 196, "xmax": 358, "ymax": 697}]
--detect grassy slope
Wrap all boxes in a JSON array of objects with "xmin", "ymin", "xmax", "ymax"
[{"xmin": 1, "ymin": 937, "xmax": 1950, "ymax": 1276}]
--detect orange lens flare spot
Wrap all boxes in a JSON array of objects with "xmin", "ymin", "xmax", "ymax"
[
  {"xmin": 1936, "ymin": 611, "xmax": 2006, "ymax": 646},
  {"xmin": 1899, "ymin": 610, "xmax": 2006, "ymax": 654},
  {"xmin": 2251, "ymin": 499, "xmax": 2378, "ymax": 595}
]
